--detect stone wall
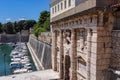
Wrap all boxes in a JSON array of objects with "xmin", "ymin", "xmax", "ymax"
[
  {"xmin": 111, "ymin": 30, "xmax": 120, "ymax": 67},
  {"xmin": 29, "ymin": 35, "xmax": 52, "ymax": 69},
  {"xmin": 0, "ymin": 34, "xmax": 18, "ymax": 43},
  {"xmin": 0, "ymin": 30, "xmax": 29, "ymax": 43},
  {"xmin": 111, "ymin": 30, "xmax": 120, "ymax": 80},
  {"xmin": 38, "ymin": 32, "xmax": 52, "ymax": 44}
]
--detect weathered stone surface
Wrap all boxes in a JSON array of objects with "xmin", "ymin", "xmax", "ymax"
[
  {"xmin": 111, "ymin": 30, "xmax": 120, "ymax": 68},
  {"xmin": 51, "ymin": 3, "xmax": 117, "ymax": 79}
]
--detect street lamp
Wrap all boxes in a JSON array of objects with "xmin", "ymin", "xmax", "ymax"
[{"xmin": 2, "ymin": 53, "xmax": 6, "ymax": 76}]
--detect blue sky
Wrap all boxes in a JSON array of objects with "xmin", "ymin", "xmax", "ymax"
[{"xmin": 0, "ymin": 0, "xmax": 51, "ymax": 23}]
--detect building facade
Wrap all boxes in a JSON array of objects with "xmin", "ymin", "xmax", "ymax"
[{"xmin": 50, "ymin": 0, "xmax": 120, "ymax": 80}]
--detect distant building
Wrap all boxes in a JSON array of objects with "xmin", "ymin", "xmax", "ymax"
[{"xmin": 50, "ymin": 0, "xmax": 120, "ymax": 80}]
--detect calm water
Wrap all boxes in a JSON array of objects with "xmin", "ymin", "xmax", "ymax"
[{"xmin": 0, "ymin": 44, "xmax": 36, "ymax": 76}]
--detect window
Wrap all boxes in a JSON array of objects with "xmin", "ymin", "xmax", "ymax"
[
  {"xmin": 90, "ymin": 17, "xmax": 92, "ymax": 23},
  {"xmin": 75, "ymin": 20, "xmax": 78, "ymax": 24},
  {"xmin": 58, "ymin": 4, "xmax": 59, "ymax": 11},
  {"xmin": 52, "ymin": 7, "xmax": 54, "ymax": 14},
  {"xmin": 79, "ymin": 19, "xmax": 82, "ymax": 24},
  {"xmin": 61, "ymin": 2, "xmax": 63, "ymax": 10},
  {"xmin": 114, "ymin": 11, "xmax": 120, "ymax": 30},
  {"xmin": 68, "ymin": 0, "xmax": 71, "ymax": 7},
  {"xmin": 55, "ymin": 6, "xmax": 57, "ymax": 12},
  {"xmin": 64, "ymin": 0, "xmax": 67, "ymax": 9}
]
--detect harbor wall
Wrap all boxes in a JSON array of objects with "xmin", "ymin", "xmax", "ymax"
[
  {"xmin": 28, "ymin": 35, "xmax": 52, "ymax": 70},
  {"xmin": 0, "ymin": 30, "xmax": 29, "ymax": 43}
]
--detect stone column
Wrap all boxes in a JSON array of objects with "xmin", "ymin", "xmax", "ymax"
[
  {"xmin": 52, "ymin": 31, "xmax": 57, "ymax": 71},
  {"xmin": 59, "ymin": 30, "xmax": 64, "ymax": 79},
  {"xmin": 86, "ymin": 29, "xmax": 92, "ymax": 80},
  {"xmin": 70, "ymin": 29, "xmax": 77, "ymax": 80}
]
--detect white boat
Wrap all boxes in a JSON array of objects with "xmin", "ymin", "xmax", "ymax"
[
  {"xmin": 21, "ymin": 61, "xmax": 30, "ymax": 64},
  {"xmin": 7, "ymin": 42, "xmax": 16, "ymax": 47},
  {"xmin": 10, "ymin": 62, "xmax": 21, "ymax": 65},
  {"xmin": 11, "ymin": 55, "xmax": 30, "ymax": 62},
  {"xmin": 21, "ymin": 56, "xmax": 29, "ymax": 59},
  {"xmin": 20, "ymin": 59, "xmax": 30, "ymax": 63},
  {"xmin": 21, "ymin": 49, "xmax": 27, "ymax": 53},
  {"xmin": 10, "ymin": 51, "xmax": 20, "ymax": 56},
  {"xmin": 13, "ymin": 68, "xmax": 28, "ymax": 74},
  {"xmin": 10, "ymin": 51, "xmax": 27, "ymax": 57},
  {"xmin": 11, "ymin": 55, "xmax": 22, "ymax": 59},
  {"xmin": 11, "ymin": 58, "xmax": 21, "ymax": 62},
  {"xmin": 24, "ymin": 63, "xmax": 31, "ymax": 66},
  {"xmin": 10, "ymin": 62, "xmax": 22, "ymax": 69}
]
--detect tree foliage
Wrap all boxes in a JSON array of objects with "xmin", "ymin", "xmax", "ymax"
[
  {"xmin": 0, "ymin": 23, "xmax": 3, "ymax": 33},
  {"xmin": 3, "ymin": 22, "xmax": 15, "ymax": 34},
  {"xmin": 33, "ymin": 10, "xmax": 50, "ymax": 37},
  {"xmin": 23, "ymin": 20, "xmax": 36, "ymax": 30},
  {"xmin": 0, "ymin": 20, "xmax": 36, "ymax": 34},
  {"xmin": 34, "ymin": 27, "xmax": 46, "ymax": 37},
  {"xmin": 0, "ymin": 10, "xmax": 50, "ymax": 35},
  {"xmin": 38, "ymin": 11, "xmax": 50, "ymax": 28}
]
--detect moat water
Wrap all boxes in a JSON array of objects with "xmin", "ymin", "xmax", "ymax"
[{"xmin": 0, "ymin": 44, "xmax": 36, "ymax": 76}]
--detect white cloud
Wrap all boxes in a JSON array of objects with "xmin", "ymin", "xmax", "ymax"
[
  {"xmin": 18, "ymin": 18, "xmax": 26, "ymax": 21},
  {"xmin": 6, "ymin": 18, "xmax": 11, "ymax": 21}
]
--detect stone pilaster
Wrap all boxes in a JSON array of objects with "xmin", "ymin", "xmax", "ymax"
[
  {"xmin": 96, "ymin": 12, "xmax": 114, "ymax": 80},
  {"xmin": 86, "ymin": 29, "xmax": 92, "ymax": 80},
  {"xmin": 70, "ymin": 29, "xmax": 77, "ymax": 80},
  {"xmin": 98, "ymin": 11, "xmax": 104, "ymax": 27},
  {"xmin": 52, "ymin": 31, "xmax": 57, "ymax": 71},
  {"xmin": 59, "ymin": 30, "xmax": 64, "ymax": 79}
]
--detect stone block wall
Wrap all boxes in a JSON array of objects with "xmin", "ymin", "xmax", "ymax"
[
  {"xmin": 29, "ymin": 35, "xmax": 52, "ymax": 69},
  {"xmin": 111, "ymin": 30, "xmax": 120, "ymax": 67},
  {"xmin": 110, "ymin": 30, "xmax": 120, "ymax": 80},
  {"xmin": 0, "ymin": 34, "xmax": 18, "ymax": 43},
  {"xmin": 96, "ymin": 28, "xmax": 112, "ymax": 80},
  {"xmin": 38, "ymin": 32, "xmax": 52, "ymax": 44},
  {"xmin": 0, "ymin": 30, "xmax": 29, "ymax": 43}
]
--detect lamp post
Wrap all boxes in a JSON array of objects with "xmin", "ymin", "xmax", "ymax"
[{"xmin": 2, "ymin": 53, "xmax": 6, "ymax": 76}]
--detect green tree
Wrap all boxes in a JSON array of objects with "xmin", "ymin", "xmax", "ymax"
[
  {"xmin": 33, "ymin": 10, "xmax": 50, "ymax": 37},
  {"xmin": 38, "ymin": 10, "xmax": 50, "ymax": 28},
  {"xmin": 17, "ymin": 20, "xmax": 26, "ymax": 31},
  {"xmin": 3, "ymin": 22, "xmax": 15, "ymax": 34},
  {"xmin": 43, "ymin": 17, "xmax": 50, "ymax": 31},
  {"xmin": 23, "ymin": 20, "xmax": 36, "ymax": 30},
  {"xmin": 13, "ymin": 21, "xmax": 18, "ymax": 32},
  {"xmin": 0, "ymin": 23, "xmax": 3, "ymax": 33},
  {"xmin": 34, "ymin": 27, "xmax": 46, "ymax": 37}
]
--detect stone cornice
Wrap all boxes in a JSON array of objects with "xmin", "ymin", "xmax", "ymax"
[{"xmin": 51, "ymin": 7, "xmax": 100, "ymax": 23}]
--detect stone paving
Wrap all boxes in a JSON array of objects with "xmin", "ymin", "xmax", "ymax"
[{"xmin": 0, "ymin": 69, "xmax": 59, "ymax": 80}]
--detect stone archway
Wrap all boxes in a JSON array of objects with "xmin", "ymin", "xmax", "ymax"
[{"xmin": 64, "ymin": 55, "xmax": 71, "ymax": 80}]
